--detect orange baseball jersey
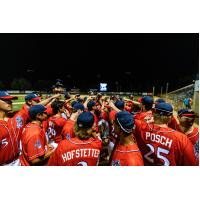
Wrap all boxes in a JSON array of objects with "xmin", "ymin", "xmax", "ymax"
[
  {"xmin": 46, "ymin": 116, "xmax": 67, "ymax": 143},
  {"xmin": 91, "ymin": 112, "xmax": 99, "ymax": 133},
  {"xmin": 61, "ymin": 119, "xmax": 76, "ymax": 139},
  {"xmin": 176, "ymin": 126, "xmax": 199, "ymax": 163},
  {"xmin": 12, "ymin": 111, "xmax": 28, "ymax": 141},
  {"xmin": 0, "ymin": 120, "xmax": 20, "ymax": 165},
  {"xmin": 109, "ymin": 110, "xmax": 117, "ymax": 122},
  {"xmin": 169, "ymin": 117, "xmax": 199, "ymax": 162},
  {"xmin": 134, "ymin": 119, "xmax": 198, "ymax": 166},
  {"xmin": 42, "ymin": 120, "xmax": 48, "ymax": 133},
  {"xmin": 20, "ymin": 123, "xmax": 47, "ymax": 166},
  {"xmin": 134, "ymin": 110, "xmax": 153, "ymax": 122},
  {"xmin": 18, "ymin": 104, "xmax": 30, "ymax": 123},
  {"xmin": 186, "ymin": 127, "xmax": 199, "ymax": 162},
  {"xmin": 48, "ymin": 137, "xmax": 102, "ymax": 166},
  {"xmin": 45, "ymin": 105, "xmax": 53, "ymax": 116},
  {"xmin": 101, "ymin": 110, "xmax": 109, "ymax": 121},
  {"xmin": 185, "ymin": 127, "xmax": 199, "ymax": 146},
  {"xmin": 111, "ymin": 143, "xmax": 144, "ymax": 166}
]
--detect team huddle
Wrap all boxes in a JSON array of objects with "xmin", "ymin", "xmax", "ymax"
[{"xmin": 0, "ymin": 87, "xmax": 199, "ymax": 166}]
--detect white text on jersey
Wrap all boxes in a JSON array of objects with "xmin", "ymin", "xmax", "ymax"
[
  {"xmin": 61, "ymin": 148, "xmax": 100, "ymax": 162},
  {"xmin": 145, "ymin": 132, "xmax": 173, "ymax": 148}
]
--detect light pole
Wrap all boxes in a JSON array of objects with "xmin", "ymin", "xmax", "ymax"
[
  {"xmin": 152, "ymin": 86, "xmax": 155, "ymax": 96},
  {"xmin": 115, "ymin": 81, "xmax": 119, "ymax": 93},
  {"xmin": 161, "ymin": 86, "xmax": 163, "ymax": 97},
  {"xmin": 166, "ymin": 82, "xmax": 169, "ymax": 98}
]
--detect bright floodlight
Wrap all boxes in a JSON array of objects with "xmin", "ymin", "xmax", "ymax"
[{"xmin": 100, "ymin": 83, "xmax": 107, "ymax": 91}]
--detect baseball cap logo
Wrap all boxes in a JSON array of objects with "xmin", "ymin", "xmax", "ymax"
[{"xmin": 78, "ymin": 123, "xmax": 83, "ymax": 128}]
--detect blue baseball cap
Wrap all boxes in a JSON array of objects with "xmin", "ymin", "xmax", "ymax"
[
  {"xmin": 116, "ymin": 111, "xmax": 134, "ymax": 133},
  {"xmin": 87, "ymin": 100, "xmax": 96, "ymax": 111},
  {"xmin": 25, "ymin": 93, "xmax": 41, "ymax": 102},
  {"xmin": 155, "ymin": 102, "xmax": 173, "ymax": 115},
  {"xmin": 178, "ymin": 109, "xmax": 196, "ymax": 118},
  {"xmin": 64, "ymin": 92, "xmax": 71, "ymax": 99},
  {"xmin": 77, "ymin": 111, "xmax": 94, "ymax": 128},
  {"xmin": 71, "ymin": 101, "xmax": 78, "ymax": 107},
  {"xmin": 155, "ymin": 98, "xmax": 166, "ymax": 104},
  {"xmin": 77, "ymin": 98, "xmax": 84, "ymax": 103},
  {"xmin": 0, "ymin": 91, "xmax": 18, "ymax": 100},
  {"xmin": 28, "ymin": 105, "xmax": 47, "ymax": 119},
  {"xmin": 142, "ymin": 96, "xmax": 153, "ymax": 105},
  {"xmin": 115, "ymin": 100, "xmax": 125, "ymax": 110},
  {"xmin": 73, "ymin": 103, "xmax": 85, "ymax": 111}
]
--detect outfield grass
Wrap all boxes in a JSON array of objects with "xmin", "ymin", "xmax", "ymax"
[
  {"xmin": 13, "ymin": 95, "xmax": 25, "ymax": 103},
  {"xmin": 13, "ymin": 104, "xmax": 23, "ymax": 111}
]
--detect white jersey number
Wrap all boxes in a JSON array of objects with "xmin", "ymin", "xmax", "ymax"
[
  {"xmin": 1, "ymin": 138, "xmax": 8, "ymax": 148},
  {"xmin": 144, "ymin": 144, "xmax": 170, "ymax": 166},
  {"xmin": 77, "ymin": 161, "xmax": 88, "ymax": 166},
  {"xmin": 46, "ymin": 127, "xmax": 57, "ymax": 140}
]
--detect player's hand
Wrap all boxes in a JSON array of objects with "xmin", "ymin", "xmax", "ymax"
[
  {"xmin": 47, "ymin": 144, "xmax": 55, "ymax": 151},
  {"xmin": 52, "ymin": 94, "xmax": 62, "ymax": 99},
  {"xmin": 108, "ymin": 100, "xmax": 115, "ymax": 108}
]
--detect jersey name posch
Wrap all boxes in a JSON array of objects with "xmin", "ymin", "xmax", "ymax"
[
  {"xmin": 61, "ymin": 148, "xmax": 100, "ymax": 162},
  {"xmin": 145, "ymin": 132, "xmax": 173, "ymax": 148}
]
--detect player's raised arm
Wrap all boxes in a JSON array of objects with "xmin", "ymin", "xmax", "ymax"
[
  {"xmin": 108, "ymin": 99, "xmax": 120, "ymax": 112},
  {"xmin": 84, "ymin": 96, "xmax": 94, "ymax": 109},
  {"xmin": 37, "ymin": 94, "xmax": 61, "ymax": 106},
  {"xmin": 64, "ymin": 97, "xmax": 75, "ymax": 104},
  {"xmin": 124, "ymin": 98, "xmax": 141, "ymax": 107}
]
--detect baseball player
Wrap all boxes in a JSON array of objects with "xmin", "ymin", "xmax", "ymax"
[
  {"xmin": 18, "ymin": 93, "xmax": 61, "ymax": 124},
  {"xmin": 134, "ymin": 102, "xmax": 198, "ymax": 166},
  {"xmin": 46, "ymin": 101, "xmax": 67, "ymax": 148},
  {"xmin": 20, "ymin": 105, "xmax": 55, "ymax": 166},
  {"xmin": 176, "ymin": 109, "xmax": 199, "ymax": 162},
  {"xmin": 0, "ymin": 91, "xmax": 21, "ymax": 166},
  {"xmin": 87, "ymin": 100, "xmax": 99, "ymax": 132},
  {"xmin": 61, "ymin": 102, "xmax": 85, "ymax": 140},
  {"xmin": 134, "ymin": 96, "xmax": 153, "ymax": 122},
  {"xmin": 111, "ymin": 111, "xmax": 144, "ymax": 166},
  {"xmin": 48, "ymin": 112, "xmax": 102, "ymax": 166}
]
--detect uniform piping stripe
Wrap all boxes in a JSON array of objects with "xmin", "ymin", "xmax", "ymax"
[
  {"xmin": 147, "ymin": 123, "xmax": 175, "ymax": 133},
  {"xmin": 115, "ymin": 149, "xmax": 140, "ymax": 153},
  {"xmin": 0, "ymin": 123, "xmax": 15, "ymax": 157},
  {"xmin": 68, "ymin": 138, "xmax": 94, "ymax": 145},
  {"xmin": 28, "ymin": 150, "xmax": 45, "ymax": 160}
]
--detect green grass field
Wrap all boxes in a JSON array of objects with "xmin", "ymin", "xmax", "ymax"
[{"xmin": 12, "ymin": 95, "xmax": 25, "ymax": 111}]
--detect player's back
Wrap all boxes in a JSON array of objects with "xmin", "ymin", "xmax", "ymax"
[
  {"xmin": 20, "ymin": 123, "xmax": 47, "ymax": 166},
  {"xmin": 134, "ymin": 111, "xmax": 153, "ymax": 123},
  {"xmin": 48, "ymin": 137, "xmax": 102, "ymax": 166},
  {"xmin": 61, "ymin": 119, "xmax": 75, "ymax": 139},
  {"xmin": 111, "ymin": 143, "xmax": 144, "ymax": 166},
  {"xmin": 134, "ymin": 120, "xmax": 198, "ymax": 166},
  {"xmin": 46, "ymin": 116, "xmax": 67, "ymax": 143}
]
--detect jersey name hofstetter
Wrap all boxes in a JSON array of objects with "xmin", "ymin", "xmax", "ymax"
[
  {"xmin": 61, "ymin": 148, "xmax": 100, "ymax": 162},
  {"xmin": 145, "ymin": 132, "xmax": 173, "ymax": 148}
]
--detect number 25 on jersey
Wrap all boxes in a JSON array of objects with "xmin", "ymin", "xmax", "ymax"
[{"xmin": 144, "ymin": 144, "xmax": 170, "ymax": 166}]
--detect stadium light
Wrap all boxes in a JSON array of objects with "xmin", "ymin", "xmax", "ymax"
[{"xmin": 166, "ymin": 82, "xmax": 169, "ymax": 98}]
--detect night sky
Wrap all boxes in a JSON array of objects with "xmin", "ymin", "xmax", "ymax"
[{"xmin": 0, "ymin": 33, "xmax": 198, "ymax": 93}]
